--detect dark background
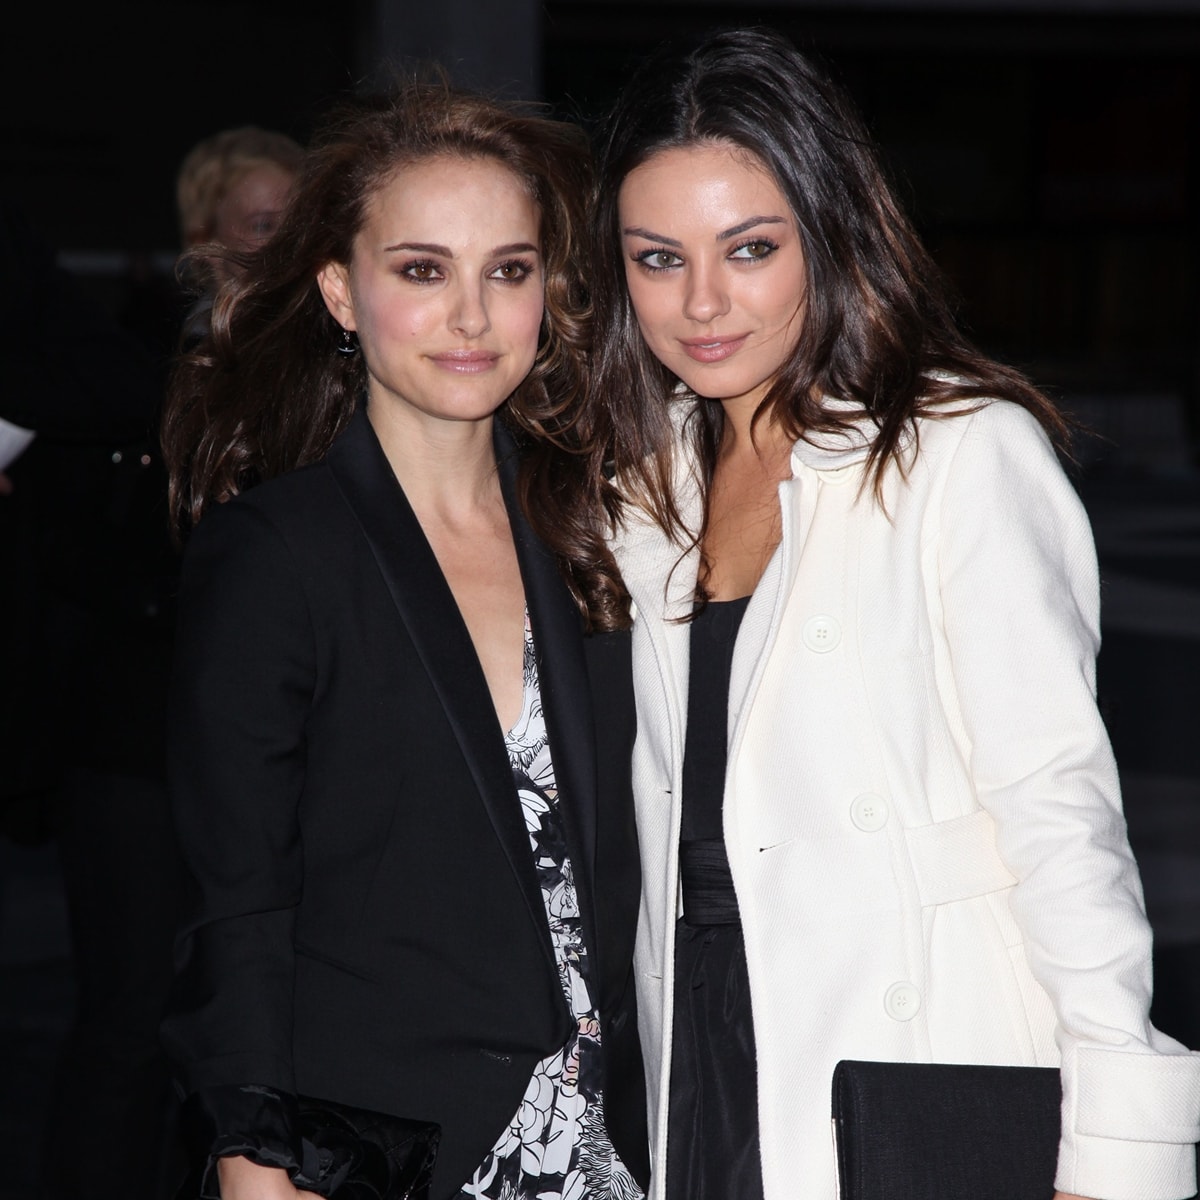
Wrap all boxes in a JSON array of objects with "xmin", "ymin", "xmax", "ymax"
[{"xmin": 3, "ymin": 0, "xmax": 1198, "ymax": 446}]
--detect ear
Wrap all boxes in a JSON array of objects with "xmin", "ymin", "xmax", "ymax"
[{"xmin": 317, "ymin": 261, "xmax": 356, "ymax": 332}]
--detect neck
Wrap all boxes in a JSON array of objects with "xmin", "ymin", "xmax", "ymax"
[
  {"xmin": 367, "ymin": 399, "xmax": 502, "ymax": 520},
  {"xmin": 717, "ymin": 394, "xmax": 794, "ymax": 476}
]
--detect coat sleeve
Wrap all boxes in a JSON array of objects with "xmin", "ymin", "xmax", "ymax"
[
  {"xmin": 162, "ymin": 497, "xmax": 315, "ymax": 1175},
  {"xmin": 933, "ymin": 402, "xmax": 1200, "ymax": 1200}
]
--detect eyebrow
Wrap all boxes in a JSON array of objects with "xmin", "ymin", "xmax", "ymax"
[
  {"xmin": 382, "ymin": 240, "xmax": 540, "ymax": 257},
  {"xmin": 622, "ymin": 215, "xmax": 787, "ymax": 245}
]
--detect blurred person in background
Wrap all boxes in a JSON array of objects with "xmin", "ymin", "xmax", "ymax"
[
  {"xmin": 20, "ymin": 126, "xmax": 303, "ymax": 1200},
  {"xmin": 175, "ymin": 126, "xmax": 303, "ymax": 345}
]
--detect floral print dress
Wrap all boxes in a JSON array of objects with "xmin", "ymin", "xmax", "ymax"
[{"xmin": 456, "ymin": 615, "xmax": 644, "ymax": 1200}]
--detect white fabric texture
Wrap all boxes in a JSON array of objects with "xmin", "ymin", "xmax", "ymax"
[{"xmin": 610, "ymin": 397, "xmax": 1200, "ymax": 1200}]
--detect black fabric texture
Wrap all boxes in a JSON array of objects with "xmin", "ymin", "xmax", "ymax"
[{"xmin": 668, "ymin": 595, "xmax": 763, "ymax": 1200}]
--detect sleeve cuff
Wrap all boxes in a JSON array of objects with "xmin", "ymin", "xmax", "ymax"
[
  {"xmin": 183, "ymin": 1084, "xmax": 302, "ymax": 1198},
  {"xmin": 1056, "ymin": 1047, "xmax": 1200, "ymax": 1200}
]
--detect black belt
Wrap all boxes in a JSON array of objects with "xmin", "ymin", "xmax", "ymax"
[{"xmin": 679, "ymin": 839, "xmax": 742, "ymax": 926}]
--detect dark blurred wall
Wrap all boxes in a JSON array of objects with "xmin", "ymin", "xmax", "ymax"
[
  {"xmin": 2, "ymin": 0, "xmax": 1196, "ymax": 455},
  {"xmin": 0, "ymin": 2, "xmax": 356, "ymax": 255}
]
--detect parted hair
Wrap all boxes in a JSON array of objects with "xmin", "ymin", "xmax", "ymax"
[
  {"xmin": 587, "ymin": 27, "xmax": 1068, "ymax": 543},
  {"xmin": 163, "ymin": 78, "xmax": 629, "ymax": 630}
]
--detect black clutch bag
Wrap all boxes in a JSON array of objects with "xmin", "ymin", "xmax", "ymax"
[
  {"xmin": 832, "ymin": 1060, "xmax": 1061, "ymax": 1200},
  {"xmin": 292, "ymin": 1096, "xmax": 440, "ymax": 1199}
]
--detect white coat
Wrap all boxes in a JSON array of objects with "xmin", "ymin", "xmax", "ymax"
[{"xmin": 610, "ymin": 396, "xmax": 1200, "ymax": 1200}]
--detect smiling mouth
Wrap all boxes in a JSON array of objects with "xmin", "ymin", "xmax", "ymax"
[{"xmin": 678, "ymin": 335, "xmax": 749, "ymax": 364}]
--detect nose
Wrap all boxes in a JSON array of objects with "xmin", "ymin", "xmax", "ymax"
[
  {"xmin": 682, "ymin": 261, "xmax": 730, "ymax": 324},
  {"xmin": 449, "ymin": 279, "xmax": 491, "ymax": 338}
]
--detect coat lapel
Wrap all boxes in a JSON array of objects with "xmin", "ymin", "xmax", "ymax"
[
  {"xmin": 494, "ymin": 426, "xmax": 601, "ymax": 955},
  {"xmin": 609, "ymin": 413, "xmax": 703, "ymax": 769},
  {"xmin": 325, "ymin": 407, "xmax": 553, "ymax": 963}
]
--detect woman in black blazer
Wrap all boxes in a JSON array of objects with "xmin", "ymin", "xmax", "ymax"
[{"xmin": 161, "ymin": 83, "xmax": 648, "ymax": 1200}]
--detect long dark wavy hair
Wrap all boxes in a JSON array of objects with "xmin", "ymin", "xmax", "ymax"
[
  {"xmin": 587, "ymin": 27, "xmax": 1068, "ymax": 544},
  {"xmin": 163, "ymin": 79, "xmax": 628, "ymax": 630}
]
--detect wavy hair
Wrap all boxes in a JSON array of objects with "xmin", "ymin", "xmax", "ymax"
[
  {"xmin": 163, "ymin": 78, "xmax": 628, "ymax": 629},
  {"xmin": 587, "ymin": 27, "xmax": 1068, "ymax": 544}
]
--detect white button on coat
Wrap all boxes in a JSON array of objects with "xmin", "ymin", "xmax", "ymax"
[
  {"xmin": 849, "ymin": 793, "xmax": 889, "ymax": 832},
  {"xmin": 801, "ymin": 614, "xmax": 841, "ymax": 653},
  {"xmin": 884, "ymin": 982, "xmax": 922, "ymax": 1021}
]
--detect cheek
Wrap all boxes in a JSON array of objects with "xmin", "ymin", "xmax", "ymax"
[{"xmin": 366, "ymin": 292, "xmax": 427, "ymax": 342}]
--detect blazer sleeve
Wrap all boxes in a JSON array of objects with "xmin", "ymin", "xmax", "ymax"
[
  {"xmin": 163, "ymin": 497, "xmax": 316, "ymax": 1171},
  {"xmin": 934, "ymin": 402, "xmax": 1200, "ymax": 1199}
]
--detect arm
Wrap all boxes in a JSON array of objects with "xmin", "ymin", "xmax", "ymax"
[
  {"xmin": 163, "ymin": 498, "xmax": 316, "ymax": 1190},
  {"xmin": 217, "ymin": 1157, "xmax": 301, "ymax": 1200},
  {"xmin": 935, "ymin": 403, "xmax": 1200, "ymax": 1200}
]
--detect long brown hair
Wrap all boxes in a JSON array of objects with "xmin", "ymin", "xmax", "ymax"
[
  {"xmin": 587, "ymin": 28, "xmax": 1069, "ymax": 545},
  {"xmin": 163, "ymin": 79, "xmax": 627, "ymax": 629}
]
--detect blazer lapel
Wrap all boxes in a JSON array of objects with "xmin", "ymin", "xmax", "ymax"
[
  {"xmin": 325, "ymin": 407, "xmax": 553, "ymax": 962},
  {"xmin": 494, "ymin": 426, "xmax": 601, "ymax": 951}
]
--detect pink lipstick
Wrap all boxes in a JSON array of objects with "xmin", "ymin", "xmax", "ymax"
[
  {"xmin": 429, "ymin": 350, "xmax": 499, "ymax": 374},
  {"xmin": 678, "ymin": 334, "xmax": 749, "ymax": 364}
]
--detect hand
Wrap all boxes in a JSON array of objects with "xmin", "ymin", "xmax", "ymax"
[
  {"xmin": 216, "ymin": 1155, "xmax": 303, "ymax": 1199},
  {"xmin": 0, "ymin": 471, "xmax": 12, "ymax": 496}
]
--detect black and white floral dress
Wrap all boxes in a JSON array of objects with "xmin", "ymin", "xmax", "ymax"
[{"xmin": 456, "ymin": 615, "xmax": 644, "ymax": 1200}]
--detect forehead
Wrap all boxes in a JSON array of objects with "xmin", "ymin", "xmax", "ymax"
[
  {"xmin": 618, "ymin": 141, "xmax": 789, "ymax": 227},
  {"xmin": 220, "ymin": 163, "xmax": 295, "ymax": 211},
  {"xmin": 362, "ymin": 155, "xmax": 539, "ymax": 237}
]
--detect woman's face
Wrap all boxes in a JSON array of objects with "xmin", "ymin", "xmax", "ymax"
[
  {"xmin": 618, "ymin": 141, "xmax": 806, "ymax": 415},
  {"xmin": 213, "ymin": 163, "xmax": 296, "ymax": 257},
  {"xmin": 318, "ymin": 155, "xmax": 545, "ymax": 429}
]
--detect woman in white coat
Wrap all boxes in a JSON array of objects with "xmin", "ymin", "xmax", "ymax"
[{"xmin": 584, "ymin": 26, "xmax": 1200, "ymax": 1200}]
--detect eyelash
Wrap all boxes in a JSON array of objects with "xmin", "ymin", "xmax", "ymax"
[
  {"xmin": 400, "ymin": 259, "xmax": 442, "ymax": 283},
  {"xmin": 491, "ymin": 257, "xmax": 536, "ymax": 283},
  {"xmin": 729, "ymin": 237, "xmax": 779, "ymax": 261},
  {"xmin": 631, "ymin": 237, "xmax": 781, "ymax": 274},
  {"xmin": 632, "ymin": 248, "xmax": 682, "ymax": 274},
  {"xmin": 398, "ymin": 257, "xmax": 537, "ymax": 285}
]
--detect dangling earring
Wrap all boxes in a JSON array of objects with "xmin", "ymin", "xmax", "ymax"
[{"xmin": 336, "ymin": 327, "xmax": 359, "ymax": 356}]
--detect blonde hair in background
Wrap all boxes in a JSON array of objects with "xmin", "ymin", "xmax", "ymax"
[{"xmin": 176, "ymin": 126, "xmax": 304, "ymax": 246}]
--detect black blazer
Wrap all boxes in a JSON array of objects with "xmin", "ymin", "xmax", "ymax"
[{"xmin": 163, "ymin": 407, "xmax": 649, "ymax": 1197}]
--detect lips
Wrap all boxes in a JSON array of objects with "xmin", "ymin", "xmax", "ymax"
[
  {"xmin": 678, "ymin": 334, "xmax": 749, "ymax": 364},
  {"xmin": 429, "ymin": 349, "xmax": 500, "ymax": 373}
]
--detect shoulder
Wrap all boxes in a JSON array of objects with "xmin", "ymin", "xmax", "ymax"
[
  {"xmin": 192, "ymin": 460, "xmax": 343, "ymax": 546},
  {"xmin": 793, "ymin": 389, "xmax": 1061, "ymax": 479},
  {"xmin": 921, "ymin": 395, "xmax": 1053, "ymax": 444},
  {"xmin": 181, "ymin": 461, "xmax": 355, "ymax": 604},
  {"xmin": 910, "ymin": 398, "xmax": 1064, "ymax": 487}
]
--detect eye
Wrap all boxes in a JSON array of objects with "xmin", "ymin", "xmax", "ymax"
[
  {"xmin": 632, "ymin": 248, "xmax": 683, "ymax": 273},
  {"xmin": 490, "ymin": 258, "xmax": 535, "ymax": 283},
  {"xmin": 401, "ymin": 259, "xmax": 443, "ymax": 283},
  {"xmin": 729, "ymin": 238, "xmax": 779, "ymax": 262}
]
